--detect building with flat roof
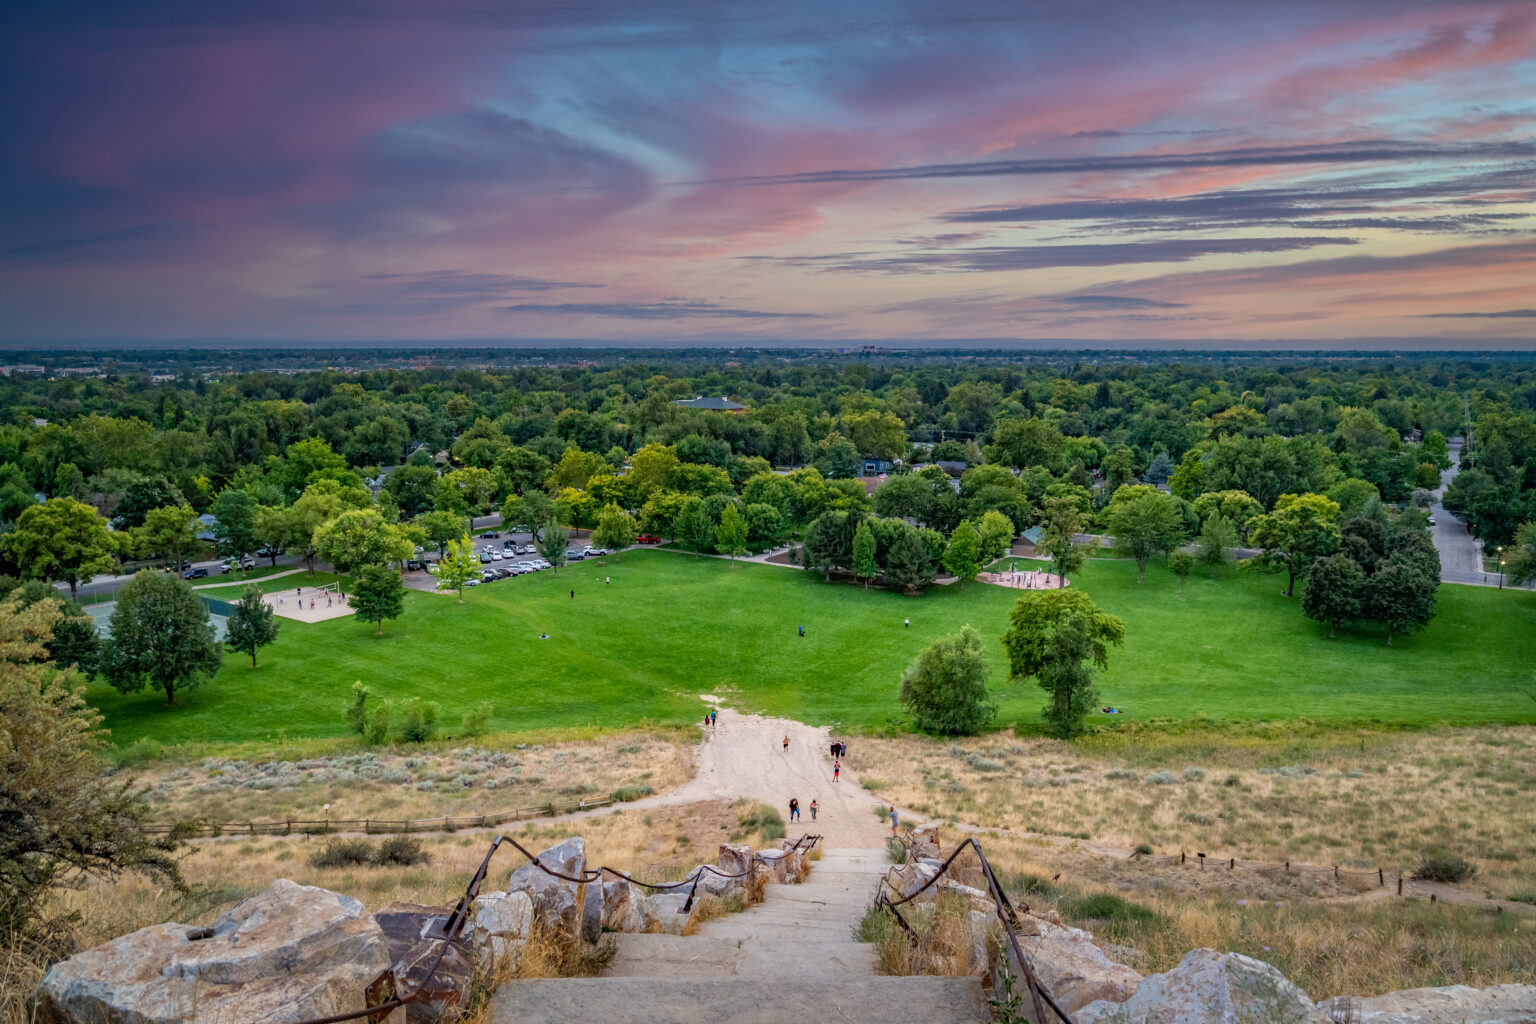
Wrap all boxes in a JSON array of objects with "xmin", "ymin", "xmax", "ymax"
[{"xmin": 675, "ymin": 395, "xmax": 746, "ymax": 411}]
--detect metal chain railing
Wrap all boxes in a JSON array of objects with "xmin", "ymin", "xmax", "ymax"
[
  {"xmin": 257, "ymin": 831, "xmax": 823, "ymax": 1024},
  {"xmin": 875, "ymin": 835, "xmax": 1074, "ymax": 1024}
]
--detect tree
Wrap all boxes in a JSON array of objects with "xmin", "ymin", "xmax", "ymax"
[
  {"xmin": 382, "ymin": 463, "xmax": 440, "ymax": 517},
  {"xmin": 225, "ymin": 584, "xmax": 279, "ymax": 667},
  {"xmin": 133, "ymin": 503, "xmax": 201, "ymax": 571},
  {"xmin": 1037, "ymin": 495, "xmax": 1091, "ymax": 588},
  {"xmin": 111, "ymin": 477, "xmax": 187, "ymax": 530},
  {"xmin": 591, "ymin": 504, "xmax": 638, "ymax": 557},
  {"xmin": 1144, "ymin": 451, "xmax": 1174, "ymax": 485},
  {"xmin": 986, "ymin": 417, "xmax": 1065, "ymax": 470},
  {"xmin": 1247, "ymin": 492, "xmax": 1342, "ymax": 597},
  {"xmin": 1366, "ymin": 558, "xmax": 1437, "ymax": 646},
  {"xmin": 537, "ymin": 518, "xmax": 570, "ymax": 573},
  {"xmin": 977, "ymin": 509, "xmax": 1014, "ymax": 563},
  {"xmin": 716, "ymin": 503, "xmax": 749, "ymax": 560},
  {"xmin": 743, "ymin": 502, "xmax": 786, "ymax": 551},
  {"xmin": 1105, "ymin": 489, "xmax": 1187, "ymax": 583},
  {"xmin": 416, "ymin": 509, "xmax": 467, "ymax": 555},
  {"xmin": 352, "ymin": 565, "xmax": 406, "ymax": 636},
  {"xmin": 943, "ymin": 520, "xmax": 983, "ymax": 585},
  {"xmin": 253, "ymin": 504, "xmax": 297, "ymax": 568},
  {"xmin": 437, "ymin": 533, "xmax": 480, "ymax": 602},
  {"xmin": 1301, "ymin": 554, "xmax": 1365, "ymax": 639},
  {"xmin": 101, "ymin": 571, "xmax": 222, "ymax": 705},
  {"xmin": 885, "ymin": 528, "xmax": 937, "ymax": 594},
  {"xmin": 1197, "ymin": 513, "xmax": 1237, "ymax": 574},
  {"xmin": 501, "ymin": 488, "xmax": 556, "ymax": 538},
  {"xmin": 1503, "ymin": 521, "xmax": 1536, "ymax": 586},
  {"xmin": 675, "ymin": 496, "xmax": 715, "ymax": 555},
  {"xmin": 1003, "ymin": 588, "xmax": 1125, "ymax": 738},
  {"xmin": 0, "ymin": 577, "xmax": 100, "ymax": 675},
  {"xmin": 852, "ymin": 520, "xmax": 879, "ymax": 589},
  {"xmin": 287, "ymin": 478, "xmax": 373, "ymax": 575},
  {"xmin": 899, "ymin": 625, "xmax": 996, "ymax": 735},
  {"xmin": 1166, "ymin": 550, "xmax": 1195, "ymax": 594},
  {"xmin": 312, "ymin": 508, "xmax": 414, "ymax": 595},
  {"xmin": 0, "ymin": 595, "xmax": 185, "ymax": 943},
  {"xmin": 209, "ymin": 488, "xmax": 259, "ymax": 564},
  {"xmin": 1191, "ymin": 490, "xmax": 1263, "ymax": 539},
  {"xmin": 2, "ymin": 497, "xmax": 119, "ymax": 600}
]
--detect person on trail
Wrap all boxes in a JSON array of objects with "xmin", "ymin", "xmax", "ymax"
[
  {"xmin": 809, "ymin": 799, "xmax": 818, "ymax": 821},
  {"xmin": 789, "ymin": 798, "xmax": 800, "ymax": 822},
  {"xmin": 833, "ymin": 761, "xmax": 840, "ymax": 782},
  {"xmin": 904, "ymin": 617, "xmax": 909, "ymax": 629},
  {"xmin": 710, "ymin": 709, "xmax": 717, "ymax": 726},
  {"xmin": 783, "ymin": 734, "xmax": 790, "ymax": 753},
  {"xmin": 830, "ymin": 742, "xmax": 838, "ymax": 759},
  {"xmin": 889, "ymin": 808, "xmax": 899, "ymax": 835}
]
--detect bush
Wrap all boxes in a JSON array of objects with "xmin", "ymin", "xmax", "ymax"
[
  {"xmin": 344, "ymin": 681, "xmax": 369, "ymax": 734},
  {"xmin": 399, "ymin": 697, "xmax": 439, "ymax": 743},
  {"xmin": 1133, "ymin": 843, "xmax": 1154, "ymax": 856},
  {"xmin": 1183, "ymin": 766, "xmax": 1205, "ymax": 781},
  {"xmin": 1146, "ymin": 771, "xmax": 1177, "ymax": 785},
  {"xmin": 107, "ymin": 737, "xmax": 164, "ymax": 767},
  {"xmin": 461, "ymin": 701, "xmax": 493, "ymax": 738},
  {"xmin": 364, "ymin": 700, "xmax": 391, "ymax": 746},
  {"xmin": 1411, "ymin": 850, "xmax": 1476, "ymax": 884},
  {"xmin": 738, "ymin": 804, "xmax": 786, "ymax": 842},
  {"xmin": 309, "ymin": 838, "xmax": 375, "ymax": 869},
  {"xmin": 1060, "ymin": 892, "xmax": 1161, "ymax": 939},
  {"xmin": 611, "ymin": 786, "xmax": 654, "ymax": 803},
  {"xmin": 886, "ymin": 836, "xmax": 907, "ymax": 863},
  {"xmin": 899, "ymin": 626, "xmax": 996, "ymax": 735},
  {"xmin": 374, "ymin": 835, "xmax": 429, "ymax": 867}
]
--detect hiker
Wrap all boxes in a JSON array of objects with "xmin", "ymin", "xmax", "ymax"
[
  {"xmin": 789, "ymin": 798, "xmax": 800, "ymax": 822},
  {"xmin": 833, "ymin": 762, "xmax": 840, "ymax": 782},
  {"xmin": 710, "ymin": 709, "xmax": 718, "ymax": 726},
  {"xmin": 570, "ymin": 589, "xmax": 575, "ymax": 599},
  {"xmin": 797, "ymin": 624, "xmax": 804, "ymax": 636},
  {"xmin": 904, "ymin": 617, "xmax": 909, "ymax": 629},
  {"xmin": 830, "ymin": 742, "xmax": 838, "ymax": 759},
  {"xmin": 783, "ymin": 734, "xmax": 789, "ymax": 753},
  {"xmin": 809, "ymin": 799, "xmax": 818, "ymax": 821},
  {"xmin": 841, "ymin": 741, "xmax": 849, "ymax": 759},
  {"xmin": 889, "ymin": 808, "xmax": 899, "ymax": 835}
]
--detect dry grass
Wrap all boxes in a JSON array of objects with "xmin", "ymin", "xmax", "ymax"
[
  {"xmin": 929, "ymin": 832, "xmax": 1536, "ymax": 999},
  {"xmin": 121, "ymin": 730, "xmax": 692, "ymax": 827},
  {"xmin": 1, "ymin": 799, "xmax": 758, "ymax": 1024},
  {"xmin": 856, "ymin": 724, "xmax": 1536, "ymax": 896}
]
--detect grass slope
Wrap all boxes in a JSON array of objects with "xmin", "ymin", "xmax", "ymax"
[{"xmin": 88, "ymin": 550, "xmax": 1536, "ymax": 745}]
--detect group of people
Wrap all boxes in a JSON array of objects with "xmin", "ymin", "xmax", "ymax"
[
  {"xmin": 701, "ymin": 708, "xmax": 718, "ymax": 728},
  {"xmin": 276, "ymin": 584, "xmax": 344, "ymax": 611},
  {"xmin": 787, "ymin": 797, "xmax": 819, "ymax": 822}
]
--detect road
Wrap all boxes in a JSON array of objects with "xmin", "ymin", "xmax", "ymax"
[{"xmin": 1426, "ymin": 436, "xmax": 1526, "ymax": 588}]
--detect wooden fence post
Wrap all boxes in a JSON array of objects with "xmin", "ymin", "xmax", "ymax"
[
  {"xmin": 1397, "ymin": 876, "xmax": 1403, "ymax": 895},
  {"xmin": 1378, "ymin": 868, "xmax": 1384, "ymax": 886},
  {"xmin": 1229, "ymin": 858, "xmax": 1235, "ymax": 870},
  {"xmin": 1333, "ymin": 865, "xmax": 1339, "ymax": 879}
]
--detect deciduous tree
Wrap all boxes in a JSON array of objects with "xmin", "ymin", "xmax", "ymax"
[
  {"xmin": 2, "ymin": 497, "xmax": 119, "ymax": 600},
  {"xmin": 101, "ymin": 571, "xmax": 222, "ymax": 705},
  {"xmin": 1166, "ymin": 550, "xmax": 1195, "ymax": 594},
  {"xmin": 537, "ymin": 518, "xmax": 570, "ymax": 573},
  {"xmin": 1301, "ymin": 553, "xmax": 1365, "ymax": 639},
  {"xmin": 133, "ymin": 504, "xmax": 201, "ymax": 570},
  {"xmin": 716, "ymin": 503, "xmax": 748, "ymax": 560},
  {"xmin": 943, "ymin": 520, "xmax": 983, "ymax": 585},
  {"xmin": 352, "ymin": 565, "xmax": 406, "ymax": 636},
  {"xmin": 852, "ymin": 520, "xmax": 878, "ymax": 589},
  {"xmin": 437, "ymin": 533, "xmax": 480, "ymax": 601},
  {"xmin": 899, "ymin": 625, "xmax": 996, "ymax": 735},
  {"xmin": 1105, "ymin": 489, "xmax": 1187, "ymax": 583},
  {"xmin": 1003, "ymin": 589, "xmax": 1126, "ymax": 739},
  {"xmin": 1247, "ymin": 492, "xmax": 1341, "ymax": 597},
  {"xmin": 591, "ymin": 503, "xmax": 639, "ymax": 557},
  {"xmin": 312, "ymin": 508, "xmax": 414, "ymax": 594},
  {"xmin": 225, "ymin": 584, "xmax": 279, "ymax": 666}
]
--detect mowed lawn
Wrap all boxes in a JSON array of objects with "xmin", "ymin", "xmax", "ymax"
[{"xmin": 88, "ymin": 550, "xmax": 1536, "ymax": 745}]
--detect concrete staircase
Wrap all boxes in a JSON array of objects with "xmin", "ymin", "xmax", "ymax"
[{"xmin": 490, "ymin": 847, "xmax": 988, "ymax": 1023}]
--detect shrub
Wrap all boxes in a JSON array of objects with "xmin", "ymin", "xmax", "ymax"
[
  {"xmin": 1183, "ymin": 766, "xmax": 1205, "ymax": 781},
  {"xmin": 738, "ymin": 804, "xmax": 785, "ymax": 841},
  {"xmin": 399, "ymin": 697, "xmax": 439, "ymax": 744},
  {"xmin": 610, "ymin": 786, "xmax": 654, "ymax": 803},
  {"xmin": 107, "ymin": 736, "xmax": 164, "ymax": 767},
  {"xmin": 344, "ymin": 681, "xmax": 369, "ymax": 734},
  {"xmin": 309, "ymin": 838, "xmax": 375, "ymax": 869},
  {"xmin": 1060, "ymin": 892, "xmax": 1160, "ymax": 939},
  {"xmin": 1411, "ymin": 850, "xmax": 1476, "ymax": 884},
  {"xmin": 886, "ymin": 836, "xmax": 907, "ymax": 863},
  {"xmin": 1146, "ymin": 771, "xmax": 1178, "ymax": 785},
  {"xmin": 461, "ymin": 701, "xmax": 493, "ymax": 738},
  {"xmin": 375, "ymin": 836, "xmax": 429, "ymax": 867},
  {"xmin": 364, "ymin": 700, "xmax": 391, "ymax": 746},
  {"xmin": 1133, "ymin": 843, "xmax": 1154, "ymax": 856},
  {"xmin": 964, "ymin": 754, "xmax": 1005, "ymax": 772}
]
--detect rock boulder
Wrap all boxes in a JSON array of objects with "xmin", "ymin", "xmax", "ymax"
[
  {"xmin": 391, "ymin": 938, "xmax": 475, "ymax": 1024},
  {"xmin": 506, "ymin": 837, "xmax": 590, "ymax": 941},
  {"xmin": 644, "ymin": 893, "xmax": 700, "ymax": 935},
  {"xmin": 1075, "ymin": 948, "xmax": 1323, "ymax": 1024},
  {"xmin": 32, "ymin": 879, "xmax": 389, "ymax": 1024},
  {"xmin": 600, "ymin": 881, "xmax": 650, "ymax": 933},
  {"xmin": 470, "ymin": 891, "xmax": 533, "ymax": 976},
  {"xmin": 1014, "ymin": 918, "xmax": 1141, "ymax": 1015},
  {"xmin": 1318, "ymin": 984, "xmax": 1536, "ymax": 1024}
]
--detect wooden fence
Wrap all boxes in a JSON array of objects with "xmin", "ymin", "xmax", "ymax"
[{"xmin": 143, "ymin": 796, "xmax": 617, "ymax": 838}]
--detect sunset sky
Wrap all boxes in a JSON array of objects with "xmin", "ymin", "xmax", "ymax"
[{"xmin": 4, "ymin": 0, "xmax": 1536, "ymax": 348}]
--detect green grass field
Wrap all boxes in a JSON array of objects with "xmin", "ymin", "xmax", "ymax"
[{"xmin": 87, "ymin": 550, "xmax": 1536, "ymax": 746}]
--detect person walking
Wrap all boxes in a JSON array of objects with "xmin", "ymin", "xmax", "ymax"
[
  {"xmin": 797, "ymin": 624, "xmax": 804, "ymax": 637},
  {"xmin": 570, "ymin": 589, "xmax": 575, "ymax": 599},
  {"xmin": 782, "ymin": 734, "xmax": 790, "ymax": 753},
  {"xmin": 889, "ymin": 807, "xmax": 899, "ymax": 835},
  {"xmin": 710, "ymin": 709, "xmax": 717, "ymax": 726},
  {"xmin": 833, "ymin": 761, "xmax": 840, "ymax": 783},
  {"xmin": 605, "ymin": 576, "xmax": 610, "ymax": 584},
  {"xmin": 904, "ymin": 617, "xmax": 909, "ymax": 629},
  {"xmin": 789, "ymin": 798, "xmax": 800, "ymax": 822},
  {"xmin": 809, "ymin": 799, "xmax": 818, "ymax": 821}
]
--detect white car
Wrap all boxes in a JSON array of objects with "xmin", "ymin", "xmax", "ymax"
[
  {"xmin": 463, "ymin": 578, "xmax": 481, "ymax": 587},
  {"xmin": 583, "ymin": 546, "xmax": 607, "ymax": 556}
]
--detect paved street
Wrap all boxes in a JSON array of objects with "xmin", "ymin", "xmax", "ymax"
[{"xmin": 1429, "ymin": 437, "xmax": 1531, "ymax": 589}]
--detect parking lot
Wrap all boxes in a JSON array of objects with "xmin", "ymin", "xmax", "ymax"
[{"xmin": 402, "ymin": 530, "xmax": 609, "ymax": 592}]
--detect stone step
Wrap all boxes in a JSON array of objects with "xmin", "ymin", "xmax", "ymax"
[
  {"xmin": 605, "ymin": 933, "xmax": 876, "ymax": 978},
  {"xmin": 491, "ymin": 975, "xmax": 988, "ymax": 1024}
]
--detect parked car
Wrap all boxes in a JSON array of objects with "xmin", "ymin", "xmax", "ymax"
[
  {"xmin": 463, "ymin": 578, "xmax": 481, "ymax": 587},
  {"xmin": 182, "ymin": 567, "xmax": 209, "ymax": 580},
  {"xmin": 503, "ymin": 539, "xmax": 517, "ymax": 549},
  {"xmin": 406, "ymin": 559, "xmax": 424, "ymax": 571},
  {"xmin": 481, "ymin": 569, "xmax": 499, "ymax": 580},
  {"xmin": 564, "ymin": 549, "xmax": 584, "ymax": 560},
  {"xmin": 256, "ymin": 545, "xmax": 281, "ymax": 558},
  {"xmin": 637, "ymin": 534, "xmax": 661, "ymax": 544},
  {"xmin": 583, "ymin": 546, "xmax": 608, "ymax": 556},
  {"xmin": 521, "ymin": 544, "xmax": 537, "ymax": 555},
  {"xmin": 482, "ymin": 531, "xmax": 499, "ymax": 539},
  {"xmin": 479, "ymin": 553, "xmax": 492, "ymax": 563}
]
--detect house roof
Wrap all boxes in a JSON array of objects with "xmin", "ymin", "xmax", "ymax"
[
  {"xmin": 1022, "ymin": 525, "xmax": 1044, "ymax": 544},
  {"xmin": 676, "ymin": 395, "xmax": 746, "ymax": 411},
  {"xmin": 858, "ymin": 474, "xmax": 888, "ymax": 495}
]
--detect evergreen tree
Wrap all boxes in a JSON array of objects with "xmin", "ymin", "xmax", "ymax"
[
  {"xmin": 899, "ymin": 626, "xmax": 996, "ymax": 735},
  {"xmin": 852, "ymin": 520, "xmax": 879, "ymax": 589},
  {"xmin": 225, "ymin": 584, "xmax": 280, "ymax": 666},
  {"xmin": 885, "ymin": 529, "xmax": 937, "ymax": 594},
  {"xmin": 352, "ymin": 565, "xmax": 406, "ymax": 636}
]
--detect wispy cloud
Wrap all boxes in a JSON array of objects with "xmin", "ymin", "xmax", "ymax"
[
  {"xmin": 1053, "ymin": 295, "xmax": 1188, "ymax": 309},
  {"xmin": 498, "ymin": 298, "xmax": 817, "ymax": 319},
  {"xmin": 1419, "ymin": 308, "xmax": 1536, "ymax": 318},
  {"xmin": 364, "ymin": 270, "xmax": 602, "ymax": 294},
  {"xmin": 750, "ymin": 236, "xmax": 1357, "ymax": 274}
]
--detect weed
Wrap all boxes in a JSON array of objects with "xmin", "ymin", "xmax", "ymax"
[{"xmin": 1412, "ymin": 850, "xmax": 1476, "ymax": 884}]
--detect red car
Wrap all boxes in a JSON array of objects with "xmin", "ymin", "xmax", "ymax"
[{"xmin": 637, "ymin": 534, "xmax": 662, "ymax": 544}]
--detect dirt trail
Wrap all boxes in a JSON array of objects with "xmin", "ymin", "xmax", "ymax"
[{"xmin": 613, "ymin": 704, "xmax": 891, "ymax": 849}]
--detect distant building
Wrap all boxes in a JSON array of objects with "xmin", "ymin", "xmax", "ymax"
[
  {"xmin": 1, "ymin": 364, "xmax": 44, "ymax": 376},
  {"xmin": 196, "ymin": 513, "xmax": 219, "ymax": 542},
  {"xmin": 861, "ymin": 457, "xmax": 894, "ymax": 476},
  {"xmin": 675, "ymin": 395, "xmax": 746, "ymax": 412},
  {"xmin": 858, "ymin": 474, "xmax": 888, "ymax": 496}
]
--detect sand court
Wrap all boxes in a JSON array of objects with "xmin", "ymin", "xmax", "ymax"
[
  {"xmin": 264, "ymin": 584, "xmax": 358, "ymax": 623},
  {"xmin": 979, "ymin": 568, "xmax": 1068, "ymax": 590}
]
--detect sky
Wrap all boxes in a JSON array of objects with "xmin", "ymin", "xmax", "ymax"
[{"xmin": 3, "ymin": 0, "xmax": 1536, "ymax": 349}]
